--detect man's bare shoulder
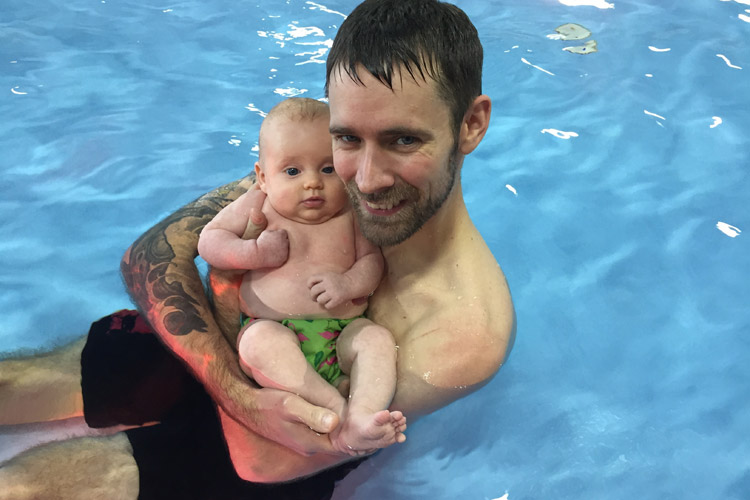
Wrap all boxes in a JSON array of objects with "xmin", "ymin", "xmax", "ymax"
[
  {"xmin": 387, "ymin": 254, "xmax": 515, "ymax": 417},
  {"xmin": 409, "ymin": 280, "xmax": 514, "ymax": 379}
]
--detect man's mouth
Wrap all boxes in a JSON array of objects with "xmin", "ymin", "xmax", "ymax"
[{"xmin": 363, "ymin": 199, "xmax": 406, "ymax": 215}]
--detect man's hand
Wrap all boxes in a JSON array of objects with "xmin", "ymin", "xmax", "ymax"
[
  {"xmin": 308, "ymin": 273, "xmax": 353, "ymax": 309},
  {"xmin": 239, "ymin": 189, "xmax": 289, "ymax": 268},
  {"xmin": 207, "ymin": 352, "xmax": 344, "ymax": 456},
  {"xmin": 252, "ymin": 388, "xmax": 342, "ymax": 456},
  {"xmin": 241, "ymin": 189, "xmax": 269, "ymax": 240}
]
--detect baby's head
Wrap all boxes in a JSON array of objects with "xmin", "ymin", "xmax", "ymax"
[{"xmin": 255, "ymin": 98, "xmax": 348, "ymax": 224}]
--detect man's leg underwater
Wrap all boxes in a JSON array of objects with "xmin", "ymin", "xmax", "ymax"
[
  {"xmin": 0, "ymin": 337, "xmax": 86, "ymax": 425},
  {"xmin": 0, "ymin": 433, "xmax": 138, "ymax": 500}
]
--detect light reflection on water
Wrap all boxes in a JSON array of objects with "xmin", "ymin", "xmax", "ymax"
[{"xmin": 1, "ymin": 1, "xmax": 749, "ymax": 499}]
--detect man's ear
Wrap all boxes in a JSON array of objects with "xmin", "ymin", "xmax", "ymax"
[
  {"xmin": 254, "ymin": 162, "xmax": 267, "ymax": 193},
  {"xmin": 458, "ymin": 94, "xmax": 491, "ymax": 155}
]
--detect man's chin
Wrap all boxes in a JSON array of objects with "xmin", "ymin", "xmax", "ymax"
[{"xmin": 359, "ymin": 218, "xmax": 421, "ymax": 247}]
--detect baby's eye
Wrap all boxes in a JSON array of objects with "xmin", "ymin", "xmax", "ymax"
[
  {"xmin": 322, "ymin": 166, "xmax": 335, "ymax": 174},
  {"xmin": 284, "ymin": 167, "xmax": 300, "ymax": 176}
]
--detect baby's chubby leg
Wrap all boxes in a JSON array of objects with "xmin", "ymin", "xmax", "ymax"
[
  {"xmin": 330, "ymin": 319, "xmax": 406, "ymax": 455},
  {"xmin": 237, "ymin": 320, "xmax": 345, "ymax": 414}
]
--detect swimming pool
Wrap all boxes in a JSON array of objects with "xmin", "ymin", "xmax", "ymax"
[{"xmin": 1, "ymin": 0, "xmax": 749, "ymax": 498}]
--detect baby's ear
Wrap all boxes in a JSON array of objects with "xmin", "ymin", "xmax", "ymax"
[{"xmin": 254, "ymin": 162, "xmax": 267, "ymax": 193}]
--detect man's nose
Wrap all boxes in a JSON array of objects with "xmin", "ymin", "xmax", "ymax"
[{"xmin": 355, "ymin": 146, "xmax": 395, "ymax": 194}]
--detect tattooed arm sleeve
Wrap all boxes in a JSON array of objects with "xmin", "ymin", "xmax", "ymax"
[
  {"xmin": 120, "ymin": 176, "xmax": 259, "ymax": 423},
  {"xmin": 121, "ymin": 176, "xmax": 341, "ymax": 458}
]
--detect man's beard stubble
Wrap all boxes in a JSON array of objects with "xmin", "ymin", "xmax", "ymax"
[{"xmin": 346, "ymin": 152, "xmax": 459, "ymax": 247}]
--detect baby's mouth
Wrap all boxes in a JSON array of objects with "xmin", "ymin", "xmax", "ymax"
[{"xmin": 302, "ymin": 197, "xmax": 325, "ymax": 208}]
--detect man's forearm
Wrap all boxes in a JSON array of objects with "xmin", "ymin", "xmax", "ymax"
[
  {"xmin": 120, "ymin": 175, "xmax": 340, "ymax": 458},
  {"xmin": 120, "ymin": 177, "xmax": 254, "ymax": 412}
]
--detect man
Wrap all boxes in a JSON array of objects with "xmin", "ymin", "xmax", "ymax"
[{"xmin": 0, "ymin": 0, "xmax": 515, "ymax": 498}]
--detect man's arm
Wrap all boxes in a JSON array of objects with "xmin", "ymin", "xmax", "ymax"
[
  {"xmin": 389, "ymin": 305, "xmax": 516, "ymax": 417},
  {"xmin": 121, "ymin": 176, "xmax": 338, "ymax": 454}
]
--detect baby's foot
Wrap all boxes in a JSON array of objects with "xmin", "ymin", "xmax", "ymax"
[
  {"xmin": 330, "ymin": 409, "xmax": 407, "ymax": 456},
  {"xmin": 390, "ymin": 410, "xmax": 407, "ymax": 442}
]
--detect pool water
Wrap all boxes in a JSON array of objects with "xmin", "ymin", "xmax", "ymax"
[{"xmin": 1, "ymin": 1, "xmax": 749, "ymax": 499}]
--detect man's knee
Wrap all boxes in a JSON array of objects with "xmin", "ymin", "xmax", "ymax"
[
  {"xmin": 0, "ymin": 434, "xmax": 138, "ymax": 500},
  {"xmin": 0, "ymin": 337, "xmax": 86, "ymax": 425}
]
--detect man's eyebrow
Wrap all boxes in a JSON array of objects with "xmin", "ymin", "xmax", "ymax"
[
  {"xmin": 329, "ymin": 125, "xmax": 352, "ymax": 135},
  {"xmin": 329, "ymin": 125, "xmax": 434, "ymax": 140},
  {"xmin": 380, "ymin": 127, "xmax": 433, "ymax": 139}
]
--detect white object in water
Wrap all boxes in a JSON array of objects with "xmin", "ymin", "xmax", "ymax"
[
  {"xmin": 716, "ymin": 54, "xmax": 742, "ymax": 69},
  {"xmin": 716, "ymin": 222, "xmax": 741, "ymax": 238},
  {"xmin": 521, "ymin": 57, "xmax": 555, "ymax": 76},
  {"xmin": 710, "ymin": 116, "xmax": 723, "ymax": 128},
  {"xmin": 552, "ymin": 23, "xmax": 592, "ymax": 40},
  {"xmin": 558, "ymin": 0, "xmax": 614, "ymax": 8},
  {"xmin": 541, "ymin": 128, "xmax": 579, "ymax": 139},
  {"xmin": 644, "ymin": 109, "xmax": 666, "ymax": 121},
  {"xmin": 492, "ymin": 493, "xmax": 510, "ymax": 500},
  {"xmin": 564, "ymin": 39, "xmax": 598, "ymax": 54},
  {"xmin": 505, "ymin": 184, "xmax": 518, "ymax": 196}
]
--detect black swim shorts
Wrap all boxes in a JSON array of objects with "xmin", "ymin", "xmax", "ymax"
[{"xmin": 80, "ymin": 310, "xmax": 363, "ymax": 500}]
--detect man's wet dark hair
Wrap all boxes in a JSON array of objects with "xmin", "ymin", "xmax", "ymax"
[{"xmin": 325, "ymin": 0, "xmax": 483, "ymax": 134}]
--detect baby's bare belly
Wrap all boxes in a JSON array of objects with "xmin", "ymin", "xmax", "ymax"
[{"xmin": 239, "ymin": 263, "xmax": 367, "ymax": 321}]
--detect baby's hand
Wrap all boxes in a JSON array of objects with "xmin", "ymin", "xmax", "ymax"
[
  {"xmin": 308, "ymin": 273, "xmax": 352, "ymax": 309},
  {"xmin": 255, "ymin": 229, "xmax": 289, "ymax": 268}
]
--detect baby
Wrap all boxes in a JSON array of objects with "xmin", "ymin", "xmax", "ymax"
[{"xmin": 198, "ymin": 98, "xmax": 406, "ymax": 455}]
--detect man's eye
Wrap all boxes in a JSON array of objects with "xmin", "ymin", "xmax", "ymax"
[
  {"xmin": 322, "ymin": 166, "xmax": 335, "ymax": 174},
  {"xmin": 338, "ymin": 135, "xmax": 359, "ymax": 143},
  {"xmin": 396, "ymin": 136, "xmax": 418, "ymax": 146},
  {"xmin": 284, "ymin": 168, "xmax": 300, "ymax": 176}
]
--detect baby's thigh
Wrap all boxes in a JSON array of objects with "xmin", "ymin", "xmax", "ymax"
[{"xmin": 237, "ymin": 319, "xmax": 301, "ymax": 365}]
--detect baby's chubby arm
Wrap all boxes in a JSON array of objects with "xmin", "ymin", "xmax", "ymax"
[
  {"xmin": 198, "ymin": 191, "xmax": 289, "ymax": 270},
  {"xmin": 308, "ymin": 218, "xmax": 384, "ymax": 309}
]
